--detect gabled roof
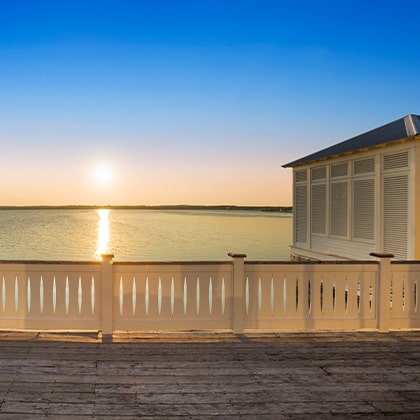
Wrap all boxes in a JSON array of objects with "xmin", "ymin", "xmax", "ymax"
[{"xmin": 283, "ymin": 114, "xmax": 420, "ymax": 168}]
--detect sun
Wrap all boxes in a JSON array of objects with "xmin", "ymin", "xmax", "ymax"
[{"xmin": 93, "ymin": 163, "xmax": 115, "ymax": 185}]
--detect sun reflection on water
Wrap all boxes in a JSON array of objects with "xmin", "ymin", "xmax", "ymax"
[{"xmin": 96, "ymin": 209, "xmax": 110, "ymax": 259}]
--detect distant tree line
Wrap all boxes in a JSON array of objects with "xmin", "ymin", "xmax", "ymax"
[{"xmin": 0, "ymin": 205, "xmax": 292, "ymax": 213}]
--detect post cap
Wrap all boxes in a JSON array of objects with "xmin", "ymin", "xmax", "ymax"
[
  {"xmin": 228, "ymin": 252, "xmax": 247, "ymax": 258},
  {"xmin": 369, "ymin": 252, "xmax": 394, "ymax": 258},
  {"xmin": 100, "ymin": 253, "xmax": 115, "ymax": 259}
]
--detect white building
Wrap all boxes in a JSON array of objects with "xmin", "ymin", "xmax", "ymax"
[{"xmin": 283, "ymin": 114, "xmax": 420, "ymax": 260}]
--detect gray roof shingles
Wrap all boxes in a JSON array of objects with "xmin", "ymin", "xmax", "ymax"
[{"xmin": 283, "ymin": 114, "xmax": 420, "ymax": 167}]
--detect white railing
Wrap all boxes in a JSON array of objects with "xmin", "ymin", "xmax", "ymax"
[
  {"xmin": 112, "ymin": 261, "xmax": 233, "ymax": 331},
  {"xmin": 243, "ymin": 260, "xmax": 379, "ymax": 331},
  {"xmin": 0, "ymin": 253, "xmax": 419, "ymax": 333},
  {"xmin": 389, "ymin": 261, "xmax": 420, "ymax": 330},
  {"xmin": 0, "ymin": 261, "xmax": 102, "ymax": 331}
]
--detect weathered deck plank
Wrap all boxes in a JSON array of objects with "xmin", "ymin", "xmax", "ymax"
[{"xmin": 0, "ymin": 331, "xmax": 420, "ymax": 418}]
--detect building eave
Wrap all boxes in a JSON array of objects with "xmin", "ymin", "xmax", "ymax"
[
  {"xmin": 282, "ymin": 114, "xmax": 420, "ymax": 168},
  {"xmin": 284, "ymin": 136, "xmax": 416, "ymax": 169}
]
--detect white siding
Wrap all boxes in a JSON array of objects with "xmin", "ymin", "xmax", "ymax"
[{"xmin": 311, "ymin": 235, "xmax": 374, "ymax": 260}]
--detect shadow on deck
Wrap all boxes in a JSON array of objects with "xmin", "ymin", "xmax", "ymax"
[{"xmin": 1, "ymin": 330, "xmax": 420, "ymax": 418}]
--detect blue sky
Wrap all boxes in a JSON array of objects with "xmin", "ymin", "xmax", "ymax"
[{"xmin": 1, "ymin": 0, "xmax": 419, "ymax": 205}]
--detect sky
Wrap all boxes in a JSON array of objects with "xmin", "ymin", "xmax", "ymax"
[{"xmin": 1, "ymin": 0, "xmax": 419, "ymax": 206}]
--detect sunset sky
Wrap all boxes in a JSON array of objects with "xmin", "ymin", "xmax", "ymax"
[{"xmin": 1, "ymin": 0, "xmax": 419, "ymax": 206}]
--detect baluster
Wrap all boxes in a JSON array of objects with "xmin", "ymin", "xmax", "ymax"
[
  {"xmin": 196, "ymin": 277, "xmax": 200, "ymax": 315},
  {"xmin": 65, "ymin": 276, "xmax": 70, "ymax": 315},
  {"xmin": 15, "ymin": 275, "xmax": 18, "ymax": 314},
  {"xmin": 183, "ymin": 277, "xmax": 187, "ymax": 315},
  {"xmin": 158, "ymin": 277, "xmax": 162, "ymax": 315},
  {"xmin": 78, "ymin": 276, "xmax": 82, "ymax": 314},
  {"xmin": 245, "ymin": 277, "xmax": 249, "ymax": 315},
  {"xmin": 209, "ymin": 277, "xmax": 213, "ymax": 314},
  {"xmin": 145, "ymin": 277, "xmax": 149, "ymax": 316},
  {"xmin": 27, "ymin": 276, "xmax": 31, "ymax": 314},
  {"xmin": 91, "ymin": 275, "xmax": 95, "ymax": 316},
  {"xmin": 53, "ymin": 277, "xmax": 57, "ymax": 314},
  {"xmin": 402, "ymin": 278, "xmax": 406, "ymax": 313},
  {"xmin": 308, "ymin": 277, "xmax": 312, "ymax": 314},
  {"xmin": 283, "ymin": 276, "xmax": 287, "ymax": 314},
  {"xmin": 40, "ymin": 275, "xmax": 44, "ymax": 315},
  {"xmin": 119, "ymin": 276, "xmax": 123, "ymax": 316},
  {"xmin": 270, "ymin": 276, "xmax": 274, "ymax": 315},
  {"xmin": 2, "ymin": 276, "xmax": 6, "ymax": 313},
  {"xmin": 221, "ymin": 276, "xmax": 225, "ymax": 315},
  {"xmin": 132, "ymin": 276, "xmax": 136, "ymax": 315},
  {"xmin": 170, "ymin": 277, "xmax": 174, "ymax": 315}
]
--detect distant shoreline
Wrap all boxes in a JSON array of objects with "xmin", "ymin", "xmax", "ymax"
[{"xmin": 0, "ymin": 205, "xmax": 292, "ymax": 213}]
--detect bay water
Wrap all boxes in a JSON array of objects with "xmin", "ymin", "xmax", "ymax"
[{"xmin": 0, "ymin": 209, "xmax": 292, "ymax": 261}]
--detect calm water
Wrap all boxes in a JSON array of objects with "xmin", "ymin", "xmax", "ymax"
[{"xmin": 0, "ymin": 209, "xmax": 292, "ymax": 261}]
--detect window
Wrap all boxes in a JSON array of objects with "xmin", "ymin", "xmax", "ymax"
[
  {"xmin": 353, "ymin": 179, "xmax": 375, "ymax": 240},
  {"xmin": 311, "ymin": 183, "xmax": 326, "ymax": 234},
  {"xmin": 384, "ymin": 175, "xmax": 408, "ymax": 259},
  {"xmin": 311, "ymin": 166, "xmax": 327, "ymax": 235},
  {"xmin": 311, "ymin": 166, "xmax": 326, "ymax": 181},
  {"xmin": 295, "ymin": 185, "xmax": 307, "ymax": 243},
  {"xmin": 383, "ymin": 151, "xmax": 409, "ymax": 171},
  {"xmin": 295, "ymin": 169, "xmax": 307, "ymax": 183},
  {"xmin": 330, "ymin": 181, "xmax": 348, "ymax": 237},
  {"xmin": 294, "ymin": 169, "xmax": 308, "ymax": 244},
  {"xmin": 383, "ymin": 151, "xmax": 409, "ymax": 259},
  {"xmin": 331, "ymin": 162, "xmax": 348, "ymax": 178},
  {"xmin": 354, "ymin": 158, "xmax": 375, "ymax": 175}
]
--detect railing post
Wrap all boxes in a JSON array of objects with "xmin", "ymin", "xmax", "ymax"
[
  {"xmin": 370, "ymin": 252, "xmax": 394, "ymax": 332},
  {"xmin": 229, "ymin": 252, "xmax": 247, "ymax": 334},
  {"xmin": 101, "ymin": 253, "xmax": 114, "ymax": 337}
]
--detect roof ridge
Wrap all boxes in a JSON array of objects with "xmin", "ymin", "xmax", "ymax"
[{"xmin": 405, "ymin": 114, "xmax": 420, "ymax": 136}]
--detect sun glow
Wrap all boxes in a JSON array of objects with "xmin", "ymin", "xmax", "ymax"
[{"xmin": 93, "ymin": 163, "xmax": 114, "ymax": 185}]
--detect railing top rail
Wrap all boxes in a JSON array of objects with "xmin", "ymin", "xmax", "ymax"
[
  {"xmin": 0, "ymin": 259, "xmax": 387, "ymax": 266},
  {"xmin": 113, "ymin": 260, "xmax": 232, "ymax": 266},
  {"xmin": 391, "ymin": 260, "xmax": 420, "ymax": 265},
  {"xmin": 245, "ymin": 260, "xmax": 378, "ymax": 265},
  {"xmin": 0, "ymin": 260, "xmax": 101, "ymax": 265}
]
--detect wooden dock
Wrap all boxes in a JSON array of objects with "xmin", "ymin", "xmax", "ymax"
[{"xmin": 1, "ymin": 330, "xmax": 420, "ymax": 418}]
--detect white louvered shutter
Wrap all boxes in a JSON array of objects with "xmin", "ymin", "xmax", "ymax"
[
  {"xmin": 331, "ymin": 181, "xmax": 348, "ymax": 237},
  {"xmin": 382, "ymin": 151, "xmax": 409, "ymax": 259},
  {"xmin": 383, "ymin": 175, "xmax": 408, "ymax": 259},
  {"xmin": 295, "ymin": 185, "xmax": 307, "ymax": 243},
  {"xmin": 353, "ymin": 179, "xmax": 375, "ymax": 240}
]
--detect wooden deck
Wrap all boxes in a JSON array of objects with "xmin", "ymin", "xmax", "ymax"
[{"xmin": 1, "ymin": 331, "xmax": 420, "ymax": 418}]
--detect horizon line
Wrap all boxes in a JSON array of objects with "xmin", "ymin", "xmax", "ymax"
[{"xmin": 0, "ymin": 204, "xmax": 293, "ymax": 212}]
